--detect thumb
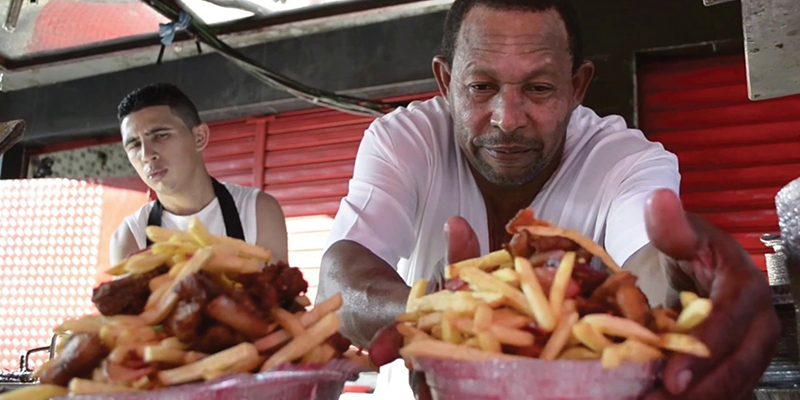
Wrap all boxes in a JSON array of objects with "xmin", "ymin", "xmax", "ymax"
[
  {"xmin": 444, "ymin": 216, "xmax": 481, "ymax": 264},
  {"xmin": 645, "ymin": 189, "xmax": 700, "ymax": 261}
]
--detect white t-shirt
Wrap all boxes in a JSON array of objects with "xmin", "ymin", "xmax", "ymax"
[
  {"xmin": 124, "ymin": 182, "xmax": 261, "ymax": 250},
  {"xmin": 326, "ymin": 97, "xmax": 680, "ymax": 399},
  {"xmin": 328, "ymin": 96, "xmax": 680, "ymax": 283}
]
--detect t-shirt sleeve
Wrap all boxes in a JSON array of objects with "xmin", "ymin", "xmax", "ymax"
[
  {"xmin": 604, "ymin": 147, "xmax": 681, "ymax": 266},
  {"xmin": 326, "ymin": 115, "xmax": 426, "ymax": 270}
]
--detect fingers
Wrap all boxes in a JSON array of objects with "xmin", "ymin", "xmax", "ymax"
[
  {"xmin": 444, "ymin": 216, "xmax": 480, "ymax": 264},
  {"xmin": 661, "ymin": 264, "xmax": 769, "ymax": 394},
  {"xmin": 649, "ymin": 307, "xmax": 779, "ymax": 400},
  {"xmin": 368, "ymin": 322, "xmax": 404, "ymax": 367},
  {"xmin": 645, "ymin": 189, "xmax": 699, "ymax": 260}
]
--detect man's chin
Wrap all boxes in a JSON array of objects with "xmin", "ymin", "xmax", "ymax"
[
  {"xmin": 481, "ymin": 165, "xmax": 547, "ymax": 187},
  {"xmin": 145, "ymin": 180, "xmax": 171, "ymax": 195}
]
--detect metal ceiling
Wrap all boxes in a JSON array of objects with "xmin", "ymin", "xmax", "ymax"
[{"xmin": 0, "ymin": 0, "xmax": 452, "ymax": 91}]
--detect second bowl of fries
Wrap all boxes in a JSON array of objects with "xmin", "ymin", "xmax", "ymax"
[
  {"xmin": 393, "ymin": 211, "xmax": 712, "ymax": 399},
  {"xmin": 2, "ymin": 219, "xmax": 369, "ymax": 400}
]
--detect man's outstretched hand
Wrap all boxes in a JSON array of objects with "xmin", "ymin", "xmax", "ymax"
[{"xmin": 644, "ymin": 189, "xmax": 779, "ymax": 400}]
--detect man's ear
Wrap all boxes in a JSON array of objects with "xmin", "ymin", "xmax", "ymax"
[
  {"xmin": 571, "ymin": 60, "xmax": 595, "ymax": 106},
  {"xmin": 192, "ymin": 123, "xmax": 210, "ymax": 152},
  {"xmin": 432, "ymin": 56, "xmax": 453, "ymax": 100}
]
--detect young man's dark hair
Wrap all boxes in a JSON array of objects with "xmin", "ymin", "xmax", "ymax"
[
  {"xmin": 117, "ymin": 83, "xmax": 202, "ymax": 129},
  {"xmin": 440, "ymin": 0, "xmax": 583, "ymax": 72}
]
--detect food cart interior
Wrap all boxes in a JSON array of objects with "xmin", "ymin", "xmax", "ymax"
[{"xmin": 0, "ymin": 0, "xmax": 798, "ymax": 398}]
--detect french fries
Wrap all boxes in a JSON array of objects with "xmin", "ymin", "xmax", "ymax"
[
  {"xmin": 540, "ymin": 309, "xmax": 578, "ymax": 361},
  {"xmin": 0, "ymin": 384, "xmax": 68, "ymax": 400},
  {"xmin": 580, "ymin": 314, "xmax": 661, "ymax": 345},
  {"xmin": 680, "ymin": 291, "xmax": 700, "ymax": 309},
  {"xmin": 254, "ymin": 293, "xmax": 343, "ymax": 352},
  {"xmin": 407, "ymin": 279, "xmax": 428, "ymax": 310},
  {"xmin": 446, "ymin": 249, "xmax": 512, "ymax": 279},
  {"xmin": 25, "ymin": 219, "xmax": 348, "ymax": 398},
  {"xmin": 68, "ymin": 379, "xmax": 139, "ymax": 394},
  {"xmin": 515, "ymin": 257, "xmax": 556, "ymax": 331},
  {"xmin": 143, "ymin": 345, "xmax": 189, "ymax": 364},
  {"xmin": 491, "ymin": 268, "xmax": 520, "ymax": 287},
  {"xmin": 675, "ymin": 298, "xmax": 713, "ymax": 332},
  {"xmin": 659, "ymin": 333, "xmax": 711, "ymax": 357},
  {"xmin": 260, "ymin": 313, "xmax": 342, "ymax": 371},
  {"xmin": 400, "ymin": 339, "xmax": 527, "ymax": 362},
  {"xmin": 158, "ymin": 343, "xmax": 260, "ymax": 385},
  {"xmin": 461, "ymin": 267, "xmax": 533, "ymax": 317},
  {"xmin": 549, "ymin": 252, "xmax": 576, "ymax": 320},
  {"xmin": 559, "ymin": 346, "xmax": 600, "ymax": 360},
  {"xmin": 126, "ymin": 253, "xmax": 171, "ymax": 274},
  {"xmin": 572, "ymin": 321, "xmax": 613, "ymax": 352},
  {"xmin": 396, "ymin": 213, "xmax": 713, "ymax": 371}
]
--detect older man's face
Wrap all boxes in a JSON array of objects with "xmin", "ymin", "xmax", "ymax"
[{"xmin": 445, "ymin": 7, "xmax": 580, "ymax": 187}]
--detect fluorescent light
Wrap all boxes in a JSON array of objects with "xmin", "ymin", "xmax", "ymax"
[{"xmin": 181, "ymin": 0, "xmax": 255, "ymax": 25}]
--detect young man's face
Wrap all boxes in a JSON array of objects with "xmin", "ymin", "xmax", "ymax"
[
  {"xmin": 438, "ymin": 7, "xmax": 591, "ymax": 187},
  {"xmin": 120, "ymin": 106, "xmax": 207, "ymax": 195}
]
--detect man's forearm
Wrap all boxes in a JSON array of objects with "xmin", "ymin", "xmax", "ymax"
[{"xmin": 317, "ymin": 240, "xmax": 410, "ymax": 347}]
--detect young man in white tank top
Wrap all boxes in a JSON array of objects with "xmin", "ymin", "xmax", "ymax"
[{"xmin": 110, "ymin": 84, "xmax": 287, "ymax": 265}]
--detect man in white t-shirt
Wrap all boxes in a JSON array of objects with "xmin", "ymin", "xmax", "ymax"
[
  {"xmin": 317, "ymin": 0, "xmax": 778, "ymax": 399},
  {"xmin": 110, "ymin": 84, "xmax": 288, "ymax": 265}
]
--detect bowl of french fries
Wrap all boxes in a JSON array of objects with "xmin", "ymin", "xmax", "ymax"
[
  {"xmin": 394, "ymin": 210, "xmax": 712, "ymax": 400},
  {"xmin": 2, "ymin": 219, "xmax": 368, "ymax": 400}
]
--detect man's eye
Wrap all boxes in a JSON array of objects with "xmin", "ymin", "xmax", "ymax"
[
  {"xmin": 469, "ymin": 84, "xmax": 496, "ymax": 93},
  {"xmin": 528, "ymin": 85, "xmax": 554, "ymax": 93}
]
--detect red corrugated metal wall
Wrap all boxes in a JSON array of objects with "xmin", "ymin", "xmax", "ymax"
[
  {"xmin": 263, "ymin": 110, "xmax": 375, "ymax": 217},
  {"xmin": 203, "ymin": 119, "xmax": 265, "ymax": 188},
  {"xmin": 203, "ymin": 92, "xmax": 438, "ymax": 300},
  {"xmin": 638, "ymin": 54, "xmax": 800, "ymax": 272}
]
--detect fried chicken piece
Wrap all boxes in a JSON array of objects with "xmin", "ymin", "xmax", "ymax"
[
  {"xmin": 589, "ymin": 271, "xmax": 652, "ymax": 326},
  {"xmin": 164, "ymin": 272, "xmax": 220, "ymax": 343},
  {"xmin": 38, "ymin": 333, "xmax": 108, "ymax": 386},
  {"xmin": 505, "ymin": 229, "xmax": 534, "ymax": 258},
  {"xmin": 92, "ymin": 266, "xmax": 168, "ymax": 316},
  {"xmin": 205, "ymin": 294, "xmax": 274, "ymax": 339},
  {"xmin": 615, "ymin": 285, "xmax": 653, "ymax": 327},
  {"xmin": 529, "ymin": 236, "xmax": 580, "ymax": 253},
  {"xmin": 193, "ymin": 324, "xmax": 245, "ymax": 354},
  {"xmin": 166, "ymin": 299, "xmax": 204, "ymax": 343},
  {"xmin": 571, "ymin": 262, "xmax": 609, "ymax": 298},
  {"xmin": 238, "ymin": 262, "xmax": 308, "ymax": 310}
]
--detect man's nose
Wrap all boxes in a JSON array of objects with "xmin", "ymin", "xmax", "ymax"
[
  {"xmin": 140, "ymin": 142, "xmax": 158, "ymax": 162},
  {"xmin": 490, "ymin": 89, "xmax": 528, "ymax": 134}
]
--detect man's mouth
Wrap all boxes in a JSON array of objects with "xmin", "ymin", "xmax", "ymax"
[
  {"xmin": 146, "ymin": 168, "xmax": 167, "ymax": 181},
  {"xmin": 487, "ymin": 146, "xmax": 530, "ymax": 154},
  {"xmin": 483, "ymin": 146, "xmax": 532, "ymax": 162}
]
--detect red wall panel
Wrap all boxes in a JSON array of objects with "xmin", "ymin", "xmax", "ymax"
[{"xmin": 639, "ymin": 54, "xmax": 800, "ymax": 272}]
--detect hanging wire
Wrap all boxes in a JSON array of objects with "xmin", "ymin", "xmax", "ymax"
[{"xmin": 146, "ymin": 0, "xmax": 407, "ymax": 117}]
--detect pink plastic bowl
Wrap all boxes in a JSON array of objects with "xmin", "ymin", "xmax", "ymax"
[{"xmin": 413, "ymin": 357, "xmax": 661, "ymax": 400}]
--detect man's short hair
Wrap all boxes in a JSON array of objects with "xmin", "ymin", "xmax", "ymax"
[
  {"xmin": 441, "ymin": 0, "xmax": 583, "ymax": 73},
  {"xmin": 117, "ymin": 83, "xmax": 202, "ymax": 129}
]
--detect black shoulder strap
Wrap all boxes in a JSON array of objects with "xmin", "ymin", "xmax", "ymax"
[
  {"xmin": 145, "ymin": 178, "xmax": 245, "ymax": 247},
  {"xmin": 211, "ymin": 178, "xmax": 246, "ymax": 242}
]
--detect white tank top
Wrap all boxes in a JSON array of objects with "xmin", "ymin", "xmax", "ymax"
[{"xmin": 124, "ymin": 182, "xmax": 260, "ymax": 250}]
